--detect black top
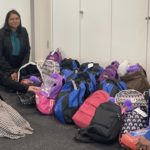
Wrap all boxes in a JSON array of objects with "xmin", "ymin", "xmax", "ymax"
[
  {"xmin": 0, "ymin": 75, "xmax": 28, "ymax": 93},
  {"xmin": 0, "ymin": 26, "xmax": 30, "ymax": 76}
]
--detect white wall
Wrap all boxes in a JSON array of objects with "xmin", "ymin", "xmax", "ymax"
[{"xmin": 0, "ymin": 0, "xmax": 31, "ymax": 57}]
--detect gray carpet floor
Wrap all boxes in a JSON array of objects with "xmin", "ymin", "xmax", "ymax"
[{"xmin": 0, "ymin": 88, "xmax": 124, "ymax": 150}]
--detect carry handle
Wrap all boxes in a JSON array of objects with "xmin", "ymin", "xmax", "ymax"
[{"xmin": 71, "ymin": 80, "xmax": 77, "ymax": 90}]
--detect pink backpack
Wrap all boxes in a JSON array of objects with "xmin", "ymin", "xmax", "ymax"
[
  {"xmin": 35, "ymin": 73, "xmax": 64, "ymax": 115},
  {"xmin": 36, "ymin": 93, "xmax": 55, "ymax": 115},
  {"xmin": 72, "ymin": 90, "xmax": 110, "ymax": 128}
]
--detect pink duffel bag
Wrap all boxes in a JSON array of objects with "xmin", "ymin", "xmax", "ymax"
[{"xmin": 72, "ymin": 90, "xmax": 110, "ymax": 128}]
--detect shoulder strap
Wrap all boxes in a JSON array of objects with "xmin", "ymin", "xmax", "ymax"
[{"xmin": 74, "ymin": 128, "xmax": 94, "ymax": 143}]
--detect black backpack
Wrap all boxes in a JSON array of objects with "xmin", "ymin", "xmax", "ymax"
[{"xmin": 74, "ymin": 101, "xmax": 122, "ymax": 144}]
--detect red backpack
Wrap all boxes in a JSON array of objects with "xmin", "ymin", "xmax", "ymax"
[{"xmin": 72, "ymin": 90, "xmax": 110, "ymax": 128}]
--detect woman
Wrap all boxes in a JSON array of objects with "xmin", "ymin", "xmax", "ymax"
[
  {"xmin": 0, "ymin": 9, "xmax": 30, "ymax": 80},
  {"xmin": 0, "ymin": 10, "xmax": 38, "ymax": 93},
  {"xmin": 0, "ymin": 74, "xmax": 39, "ymax": 93}
]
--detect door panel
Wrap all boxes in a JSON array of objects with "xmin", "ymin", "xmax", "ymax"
[
  {"xmin": 80, "ymin": 0, "xmax": 111, "ymax": 66},
  {"xmin": 52, "ymin": 0, "xmax": 80, "ymax": 59},
  {"xmin": 111, "ymin": 0, "xmax": 148, "ymax": 68}
]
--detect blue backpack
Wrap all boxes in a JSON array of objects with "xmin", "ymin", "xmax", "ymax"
[
  {"xmin": 79, "ymin": 62, "xmax": 104, "ymax": 80},
  {"xmin": 76, "ymin": 72, "xmax": 97, "ymax": 97},
  {"xmin": 99, "ymin": 79, "xmax": 127, "ymax": 97},
  {"xmin": 60, "ymin": 58, "xmax": 80, "ymax": 81},
  {"xmin": 54, "ymin": 80, "xmax": 86, "ymax": 124},
  {"xmin": 61, "ymin": 69, "xmax": 78, "ymax": 81},
  {"xmin": 60, "ymin": 58, "xmax": 80, "ymax": 71}
]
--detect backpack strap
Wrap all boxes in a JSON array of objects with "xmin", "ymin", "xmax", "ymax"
[{"xmin": 74, "ymin": 128, "xmax": 94, "ymax": 143}]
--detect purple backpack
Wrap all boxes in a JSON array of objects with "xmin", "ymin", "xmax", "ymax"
[
  {"xmin": 39, "ymin": 73, "xmax": 64, "ymax": 99},
  {"xmin": 99, "ymin": 61, "xmax": 120, "ymax": 82},
  {"xmin": 46, "ymin": 48, "xmax": 62, "ymax": 63}
]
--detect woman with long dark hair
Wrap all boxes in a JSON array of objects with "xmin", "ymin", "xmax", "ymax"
[{"xmin": 0, "ymin": 10, "xmax": 38, "ymax": 93}]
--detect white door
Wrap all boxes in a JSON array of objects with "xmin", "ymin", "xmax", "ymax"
[
  {"xmin": 80, "ymin": 0, "xmax": 111, "ymax": 66},
  {"xmin": 111, "ymin": 0, "xmax": 148, "ymax": 68},
  {"xmin": 52, "ymin": 0, "xmax": 80, "ymax": 60}
]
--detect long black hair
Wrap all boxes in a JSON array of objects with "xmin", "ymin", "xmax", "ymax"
[{"xmin": 3, "ymin": 9, "xmax": 22, "ymax": 30}]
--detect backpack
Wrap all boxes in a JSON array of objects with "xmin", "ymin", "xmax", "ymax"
[
  {"xmin": 115, "ymin": 89, "xmax": 147, "ymax": 109},
  {"xmin": 35, "ymin": 73, "xmax": 64, "ymax": 115},
  {"xmin": 120, "ymin": 108, "xmax": 148, "ymax": 134},
  {"xmin": 39, "ymin": 73, "xmax": 64, "ymax": 99},
  {"xmin": 60, "ymin": 58, "xmax": 80, "ymax": 81},
  {"xmin": 76, "ymin": 72, "xmax": 97, "ymax": 97},
  {"xmin": 72, "ymin": 90, "xmax": 110, "ymax": 128},
  {"xmin": 74, "ymin": 101, "xmax": 122, "ymax": 143},
  {"xmin": 61, "ymin": 69, "xmax": 78, "ymax": 81},
  {"xmin": 54, "ymin": 80, "xmax": 86, "ymax": 123},
  {"xmin": 115, "ymin": 89, "xmax": 148, "ymax": 134},
  {"xmin": 78, "ymin": 62, "xmax": 104, "ymax": 80},
  {"xmin": 60, "ymin": 58, "xmax": 80, "ymax": 71},
  {"xmin": 36, "ymin": 93, "xmax": 56, "ymax": 115},
  {"xmin": 98, "ymin": 79, "xmax": 127, "ymax": 97}
]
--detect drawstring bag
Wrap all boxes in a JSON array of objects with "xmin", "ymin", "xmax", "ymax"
[
  {"xmin": 18, "ymin": 62, "xmax": 43, "ymax": 85},
  {"xmin": 41, "ymin": 49, "xmax": 61, "ymax": 77},
  {"xmin": 18, "ymin": 62, "xmax": 43, "ymax": 105},
  {"xmin": 39, "ymin": 73, "xmax": 64, "ymax": 99},
  {"xmin": 46, "ymin": 48, "xmax": 62, "ymax": 63}
]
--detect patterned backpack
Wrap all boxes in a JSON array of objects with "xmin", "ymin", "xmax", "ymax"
[
  {"xmin": 115, "ymin": 89, "xmax": 147, "ymax": 108},
  {"xmin": 41, "ymin": 49, "xmax": 61, "ymax": 77},
  {"xmin": 115, "ymin": 89, "xmax": 148, "ymax": 134}
]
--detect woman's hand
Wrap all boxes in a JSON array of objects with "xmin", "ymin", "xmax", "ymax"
[
  {"xmin": 28, "ymin": 86, "xmax": 39, "ymax": 93},
  {"xmin": 11, "ymin": 72, "xmax": 18, "ymax": 81}
]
